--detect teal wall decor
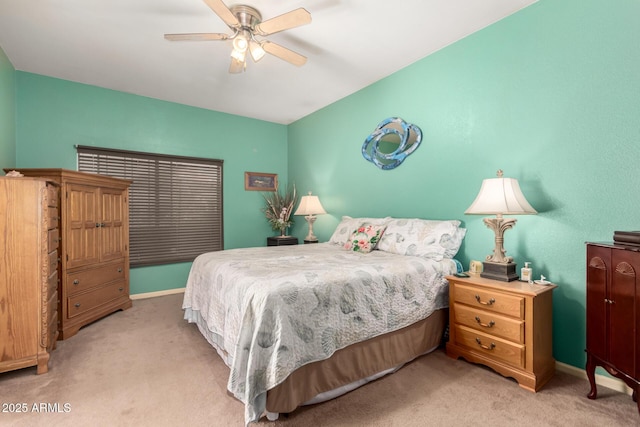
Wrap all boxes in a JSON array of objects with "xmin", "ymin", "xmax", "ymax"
[{"xmin": 362, "ymin": 117, "xmax": 422, "ymax": 170}]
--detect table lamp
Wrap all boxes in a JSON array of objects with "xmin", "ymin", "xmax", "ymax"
[
  {"xmin": 465, "ymin": 169, "xmax": 537, "ymax": 281},
  {"xmin": 294, "ymin": 191, "xmax": 326, "ymax": 243}
]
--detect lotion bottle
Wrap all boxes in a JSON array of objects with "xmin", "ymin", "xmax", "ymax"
[{"xmin": 521, "ymin": 262, "xmax": 532, "ymax": 283}]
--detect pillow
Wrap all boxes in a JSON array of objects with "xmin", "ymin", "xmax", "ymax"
[
  {"xmin": 329, "ymin": 216, "xmax": 391, "ymax": 245},
  {"xmin": 344, "ymin": 224, "xmax": 387, "ymax": 253},
  {"xmin": 377, "ymin": 218, "xmax": 462, "ymax": 260},
  {"xmin": 442, "ymin": 227, "xmax": 467, "ymax": 258}
]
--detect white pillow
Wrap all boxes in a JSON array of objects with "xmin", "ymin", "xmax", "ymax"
[
  {"xmin": 329, "ymin": 216, "xmax": 391, "ymax": 246},
  {"xmin": 377, "ymin": 218, "xmax": 463, "ymax": 260}
]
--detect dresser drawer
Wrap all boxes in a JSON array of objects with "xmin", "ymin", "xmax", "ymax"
[
  {"xmin": 454, "ymin": 283, "xmax": 524, "ymax": 319},
  {"xmin": 47, "ymin": 270, "xmax": 58, "ymax": 298},
  {"xmin": 48, "ymin": 206, "xmax": 59, "ymax": 229},
  {"xmin": 47, "ymin": 311, "xmax": 58, "ymax": 350},
  {"xmin": 67, "ymin": 280, "xmax": 127, "ymax": 318},
  {"xmin": 455, "ymin": 325, "xmax": 525, "ymax": 368},
  {"xmin": 454, "ymin": 303, "xmax": 524, "ymax": 343},
  {"xmin": 46, "ymin": 184, "xmax": 59, "ymax": 207},
  {"xmin": 48, "ymin": 249, "xmax": 58, "ymax": 275},
  {"xmin": 48, "ymin": 228, "xmax": 60, "ymax": 253},
  {"xmin": 47, "ymin": 291, "xmax": 58, "ymax": 322},
  {"xmin": 66, "ymin": 261, "xmax": 126, "ymax": 295}
]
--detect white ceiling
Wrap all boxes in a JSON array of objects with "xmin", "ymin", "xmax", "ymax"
[{"xmin": 0, "ymin": 0, "xmax": 536, "ymax": 125}]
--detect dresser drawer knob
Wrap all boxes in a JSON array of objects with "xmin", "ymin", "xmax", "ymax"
[
  {"xmin": 119, "ymin": 287, "xmax": 124, "ymax": 292},
  {"xmin": 73, "ymin": 279, "xmax": 79, "ymax": 285},
  {"xmin": 475, "ymin": 295, "xmax": 495, "ymax": 306},
  {"xmin": 475, "ymin": 337, "xmax": 496, "ymax": 351},
  {"xmin": 74, "ymin": 303, "xmax": 81, "ymax": 308},
  {"xmin": 117, "ymin": 268, "xmax": 123, "ymax": 273},
  {"xmin": 474, "ymin": 316, "xmax": 495, "ymax": 328}
]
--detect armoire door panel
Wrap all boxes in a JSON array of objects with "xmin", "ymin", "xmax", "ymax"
[
  {"xmin": 100, "ymin": 188, "xmax": 127, "ymax": 262},
  {"xmin": 67, "ymin": 185, "xmax": 100, "ymax": 268},
  {"xmin": 610, "ymin": 251, "xmax": 638, "ymax": 377},
  {"xmin": 586, "ymin": 246, "xmax": 608, "ymax": 361}
]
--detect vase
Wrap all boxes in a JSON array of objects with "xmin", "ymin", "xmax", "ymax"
[{"xmin": 279, "ymin": 227, "xmax": 287, "ymax": 237}]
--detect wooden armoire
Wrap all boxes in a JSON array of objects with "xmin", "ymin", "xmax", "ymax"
[
  {"xmin": 0, "ymin": 177, "xmax": 59, "ymax": 374},
  {"xmin": 586, "ymin": 242, "xmax": 640, "ymax": 413},
  {"xmin": 9, "ymin": 169, "xmax": 133, "ymax": 339}
]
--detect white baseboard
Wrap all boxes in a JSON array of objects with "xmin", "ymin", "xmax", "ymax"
[
  {"xmin": 130, "ymin": 287, "xmax": 185, "ymax": 300},
  {"xmin": 556, "ymin": 361, "xmax": 633, "ymax": 396}
]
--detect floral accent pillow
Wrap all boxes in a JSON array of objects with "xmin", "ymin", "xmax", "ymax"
[
  {"xmin": 329, "ymin": 216, "xmax": 391, "ymax": 246},
  {"xmin": 344, "ymin": 224, "xmax": 387, "ymax": 253}
]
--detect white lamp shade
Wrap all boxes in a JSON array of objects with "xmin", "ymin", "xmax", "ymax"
[
  {"xmin": 465, "ymin": 175, "xmax": 537, "ymax": 215},
  {"xmin": 295, "ymin": 193, "xmax": 326, "ymax": 216}
]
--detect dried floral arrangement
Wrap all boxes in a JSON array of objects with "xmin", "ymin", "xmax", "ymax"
[{"xmin": 262, "ymin": 184, "xmax": 298, "ymax": 235}]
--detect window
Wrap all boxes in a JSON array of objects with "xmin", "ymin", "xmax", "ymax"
[{"xmin": 77, "ymin": 146, "xmax": 223, "ymax": 267}]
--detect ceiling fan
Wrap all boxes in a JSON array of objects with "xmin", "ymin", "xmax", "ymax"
[{"xmin": 164, "ymin": 0, "xmax": 312, "ymax": 73}]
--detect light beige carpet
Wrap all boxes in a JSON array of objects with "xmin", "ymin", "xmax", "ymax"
[{"xmin": 0, "ymin": 293, "xmax": 637, "ymax": 426}]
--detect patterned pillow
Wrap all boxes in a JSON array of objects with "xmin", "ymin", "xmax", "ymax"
[
  {"xmin": 344, "ymin": 224, "xmax": 387, "ymax": 253},
  {"xmin": 442, "ymin": 227, "xmax": 467, "ymax": 258},
  {"xmin": 329, "ymin": 216, "xmax": 391, "ymax": 246},
  {"xmin": 377, "ymin": 218, "xmax": 462, "ymax": 260}
]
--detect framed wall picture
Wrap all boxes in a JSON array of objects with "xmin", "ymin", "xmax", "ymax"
[{"xmin": 245, "ymin": 172, "xmax": 278, "ymax": 191}]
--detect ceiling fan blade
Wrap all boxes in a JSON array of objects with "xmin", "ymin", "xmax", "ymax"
[
  {"xmin": 262, "ymin": 41, "xmax": 307, "ymax": 67},
  {"xmin": 254, "ymin": 8, "xmax": 311, "ymax": 36},
  {"xmin": 229, "ymin": 57, "xmax": 245, "ymax": 73},
  {"xmin": 203, "ymin": 0, "xmax": 240, "ymax": 29},
  {"xmin": 164, "ymin": 33, "xmax": 229, "ymax": 41}
]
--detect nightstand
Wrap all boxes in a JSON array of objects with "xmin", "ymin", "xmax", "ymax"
[
  {"xmin": 445, "ymin": 273, "xmax": 557, "ymax": 392},
  {"xmin": 267, "ymin": 236, "xmax": 298, "ymax": 246}
]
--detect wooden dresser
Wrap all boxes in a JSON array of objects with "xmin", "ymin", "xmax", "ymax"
[
  {"xmin": 9, "ymin": 169, "xmax": 132, "ymax": 339},
  {"xmin": 0, "ymin": 177, "xmax": 59, "ymax": 374},
  {"xmin": 586, "ymin": 242, "xmax": 640, "ymax": 412},
  {"xmin": 446, "ymin": 273, "xmax": 556, "ymax": 391}
]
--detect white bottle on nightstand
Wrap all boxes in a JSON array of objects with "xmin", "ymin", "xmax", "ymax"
[{"xmin": 521, "ymin": 262, "xmax": 532, "ymax": 283}]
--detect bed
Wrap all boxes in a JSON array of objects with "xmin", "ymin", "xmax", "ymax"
[{"xmin": 182, "ymin": 217, "xmax": 465, "ymax": 425}]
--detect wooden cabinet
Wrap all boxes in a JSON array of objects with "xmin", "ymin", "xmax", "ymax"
[
  {"xmin": 9, "ymin": 169, "xmax": 132, "ymax": 339},
  {"xmin": 586, "ymin": 242, "xmax": 640, "ymax": 412},
  {"xmin": 0, "ymin": 177, "xmax": 59, "ymax": 374},
  {"xmin": 445, "ymin": 274, "xmax": 556, "ymax": 391}
]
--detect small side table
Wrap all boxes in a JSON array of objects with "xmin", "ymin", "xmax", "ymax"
[
  {"xmin": 445, "ymin": 273, "xmax": 556, "ymax": 392},
  {"xmin": 267, "ymin": 236, "xmax": 298, "ymax": 246}
]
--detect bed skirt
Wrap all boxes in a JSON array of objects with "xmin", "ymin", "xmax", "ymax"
[{"xmin": 265, "ymin": 308, "xmax": 448, "ymax": 414}]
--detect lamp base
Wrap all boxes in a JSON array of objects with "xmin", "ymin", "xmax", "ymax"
[{"xmin": 481, "ymin": 261, "xmax": 519, "ymax": 282}]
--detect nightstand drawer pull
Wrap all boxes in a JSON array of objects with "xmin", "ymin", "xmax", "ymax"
[
  {"xmin": 474, "ymin": 316, "xmax": 495, "ymax": 328},
  {"xmin": 74, "ymin": 303, "xmax": 81, "ymax": 308},
  {"xmin": 474, "ymin": 295, "xmax": 496, "ymax": 306},
  {"xmin": 73, "ymin": 279, "xmax": 79, "ymax": 285},
  {"xmin": 475, "ymin": 337, "xmax": 496, "ymax": 351}
]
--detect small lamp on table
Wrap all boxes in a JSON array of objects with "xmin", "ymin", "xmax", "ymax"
[
  {"xmin": 294, "ymin": 192, "xmax": 326, "ymax": 243},
  {"xmin": 465, "ymin": 169, "xmax": 537, "ymax": 281}
]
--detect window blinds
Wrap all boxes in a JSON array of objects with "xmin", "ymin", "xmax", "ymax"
[{"xmin": 77, "ymin": 146, "xmax": 224, "ymax": 267}]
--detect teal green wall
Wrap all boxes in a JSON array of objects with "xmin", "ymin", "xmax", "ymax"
[
  {"xmin": 0, "ymin": 45, "xmax": 16, "ymax": 166},
  {"xmin": 13, "ymin": 73, "xmax": 288, "ymax": 295},
  {"xmin": 288, "ymin": 0, "xmax": 640, "ymax": 369},
  {"xmin": 5, "ymin": 0, "xmax": 639, "ymax": 370}
]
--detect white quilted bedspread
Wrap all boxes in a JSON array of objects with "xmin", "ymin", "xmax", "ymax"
[{"xmin": 182, "ymin": 243, "xmax": 457, "ymax": 425}]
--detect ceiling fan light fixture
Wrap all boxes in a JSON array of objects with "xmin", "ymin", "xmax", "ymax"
[
  {"xmin": 230, "ymin": 47, "xmax": 246, "ymax": 62},
  {"xmin": 249, "ymin": 40, "xmax": 266, "ymax": 62},
  {"xmin": 233, "ymin": 34, "xmax": 249, "ymax": 52},
  {"xmin": 165, "ymin": 1, "xmax": 311, "ymax": 73}
]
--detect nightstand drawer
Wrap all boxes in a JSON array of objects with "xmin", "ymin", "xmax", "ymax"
[
  {"xmin": 454, "ymin": 283, "xmax": 524, "ymax": 319},
  {"xmin": 455, "ymin": 325, "xmax": 525, "ymax": 369},
  {"xmin": 454, "ymin": 304, "xmax": 524, "ymax": 343}
]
